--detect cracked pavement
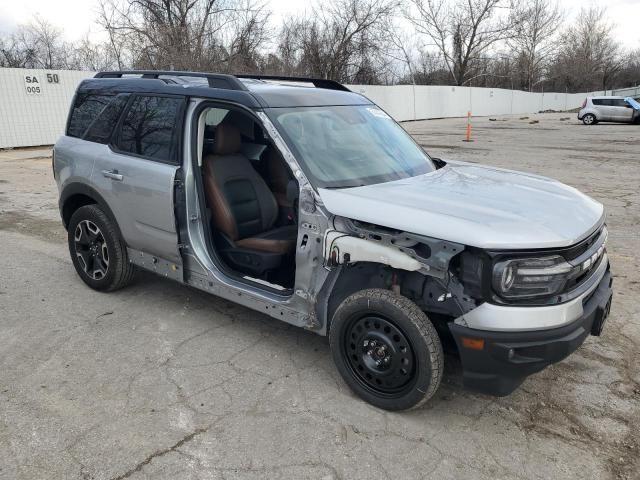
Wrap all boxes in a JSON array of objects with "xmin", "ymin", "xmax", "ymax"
[{"xmin": 0, "ymin": 113, "xmax": 638, "ymax": 479}]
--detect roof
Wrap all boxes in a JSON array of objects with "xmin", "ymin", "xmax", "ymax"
[
  {"xmin": 78, "ymin": 71, "xmax": 373, "ymax": 108},
  {"xmin": 589, "ymin": 95, "xmax": 625, "ymax": 99}
]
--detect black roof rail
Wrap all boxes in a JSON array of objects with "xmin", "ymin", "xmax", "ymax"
[
  {"xmin": 94, "ymin": 70, "xmax": 249, "ymax": 91},
  {"xmin": 235, "ymin": 74, "xmax": 350, "ymax": 92},
  {"xmin": 94, "ymin": 70, "xmax": 351, "ymax": 93}
]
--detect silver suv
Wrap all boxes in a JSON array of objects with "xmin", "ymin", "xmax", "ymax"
[
  {"xmin": 54, "ymin": 71, "xmax": 613, "ymax": 410},
  {"xmin": 578, "ymin": 96, "xmax": 640, "ymax": 125}
]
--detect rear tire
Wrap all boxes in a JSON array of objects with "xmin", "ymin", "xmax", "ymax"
[
  {"xmin": 68, "ymin": 205, "xmax": 135, "ymax": 291},
  {"xmin": 582, "ymin": 114, "xmax": 597, "ymax": 125},
  {"xmin": 329, "ymin": 289, "xmax": 443, "ymax": 411}
]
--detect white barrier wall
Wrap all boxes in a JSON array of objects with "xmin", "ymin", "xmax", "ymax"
[
  {"xmin": 613, "ymin": 85, "xmax": 640, "ymax": 98},
  {"xmin": 0, "ymin": 67, "xmax": 606, "ymax": 148},
  {"xmin": 348, "ymin": 84, "xmax": 604, "ymax": 122},
  {"xmin": 0, "ymin": 68, "xmax": 95, "ymax": 148}
]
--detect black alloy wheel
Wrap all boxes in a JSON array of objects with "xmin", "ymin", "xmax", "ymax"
[
  {"xmin": 67, "ymin": 204, "xmax": 135, "ymax": 291},
  {"xmin": 74, "ymin": 219, "xmax": 110, "ymax": 280}
]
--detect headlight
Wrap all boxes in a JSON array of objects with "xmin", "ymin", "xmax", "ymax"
[{"xmin": 492, "ymin": 255, "xmax": 573, "ymax": 299}]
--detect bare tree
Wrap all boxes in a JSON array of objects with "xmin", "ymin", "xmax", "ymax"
[
  {"xmin": 97, "ymin": 0, "xmax": 129, "ymax": 69},
  {"xmin": 220, "ymin": 0, "xmax": 271, "ymax": 72},
  {"xmin": 617, "ymin": 49, "xmax": 640, "ymax": 90},
  {"xmin": 276, "ymin": 0, "xmax": 397, "ymax": 84},
  {"xmin": 406, "ymin": 0, "xmax": 519, "ymax": 86},
  {"xmin": 0, "ymin": 16, "xmax": 69, "ymax": 69},
  {"xmin": 96, "ymin": 0, "xmax": 266, "ymax": 71},
  {"xmin": 70, "ymin": 35, "xmax": 120, "ymax": 71},
  {"xmin": 549, "ymin": 6, "xmax": 623, "ymax": 92},
  {"xmin": 0, "ymin": 34, "xmax": 34, "ymax": 68},
  {"xmin": 383, "ymin": 16, "xmax": 419, "ymax": 84},
  {"xmin": 508, "ymin": 0, "xmax": 563, "ymax": 91},
  {"xmin": 25, "ymin": 16, "xmax": 65, "ymax": 69}
]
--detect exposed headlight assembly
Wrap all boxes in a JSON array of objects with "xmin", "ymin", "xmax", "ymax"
[
  {"xmin": 492, "ymin": 227, "xmax": 607, "ymax": 300},
  {"xmin": 492, "ymin": 255, "xmax": 573, "ymax": 299}
]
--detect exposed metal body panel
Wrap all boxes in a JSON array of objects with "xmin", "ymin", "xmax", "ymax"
[{"xmin": 177, "ymin": 100, "xmax": 332, "ymax": 332}]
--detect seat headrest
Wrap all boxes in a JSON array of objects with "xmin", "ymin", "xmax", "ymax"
[{"xmin": 214, "ymin": 123, "xmax": 242, "ymax": 155}]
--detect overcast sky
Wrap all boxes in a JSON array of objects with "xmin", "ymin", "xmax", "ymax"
[{"xmin": 0, "ymin": 0, "xmax": 638, "ymax": 49}]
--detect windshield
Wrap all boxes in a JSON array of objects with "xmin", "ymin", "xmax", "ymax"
[
  {"xmin": 625, "ymin": 97, "xmax": 640, "ymax": 110},
  {"xmin": 267, "ymin": 105, "xmax": 435, "ymax": 188}
]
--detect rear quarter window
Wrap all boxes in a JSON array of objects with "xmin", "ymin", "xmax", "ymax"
[
  {"xmin": 84, "ymin": 94, "xmax": 129, "ymax": 144},
  {"xmin": 591, "ymin": 99, "xmax": 605, "ymax": 106},
  {"xmin": 67, "ymin": 94, "xmax": 114, "ymax": 138}
]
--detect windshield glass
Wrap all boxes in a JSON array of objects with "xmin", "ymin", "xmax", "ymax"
[{"xmin": 268, "ymin": 105, "xmax": 435, "ymax": 188}]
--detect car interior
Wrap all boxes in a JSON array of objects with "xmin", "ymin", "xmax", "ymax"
[{"xmin": 196, "ymin": 106, "xmax": 299, "ymax": 290}]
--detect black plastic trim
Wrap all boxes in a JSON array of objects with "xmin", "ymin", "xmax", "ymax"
[
  {"xmin": 59, "ymin": 182, "xmax": 122, "ymax": 237},
  {"xmin": 96, "ymin": 70, "xmax": 249, "ymax": 91},
  {"xmin": 449, "ymin": 268, "xmax": 613, "ymax": 396}
]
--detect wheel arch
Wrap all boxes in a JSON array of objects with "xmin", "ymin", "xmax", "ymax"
[
  {"xmin": 60, "ymin": 183, "xmax": 121, "ymax": 236},
  {"xmin": 317, "ymin": 263, "xmax": 394, "ymax": 336}
]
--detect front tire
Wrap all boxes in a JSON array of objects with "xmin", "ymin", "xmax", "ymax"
[
  {"xmin": 329, "ymin": 289, "xmax": 443, "ymax": 411},
  {"xmin": 68, "ymin": 205, "xmax": 134, "ymax": 291},
  {"xmin": 582, "ymin": 114, "xmax": 597, "ymax": 125}
]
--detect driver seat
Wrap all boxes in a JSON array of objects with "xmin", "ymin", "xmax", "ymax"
[{"xmin": 202, "ymin": 123, "xmax": 297, "ymax": 274}]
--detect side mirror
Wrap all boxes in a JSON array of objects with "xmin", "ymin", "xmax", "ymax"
[{"xmin": 431, "ymin": 157, "xmax": 447, "ymax": 169}]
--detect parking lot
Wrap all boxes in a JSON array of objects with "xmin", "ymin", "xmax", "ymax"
[{"xmin": 0, "ymin": 113, "xmax": 638, "ymax": 480}]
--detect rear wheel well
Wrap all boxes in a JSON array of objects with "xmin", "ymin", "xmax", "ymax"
[{"xmin": 62, "ymin": 194, "xmax": 97, "ymax": 228}]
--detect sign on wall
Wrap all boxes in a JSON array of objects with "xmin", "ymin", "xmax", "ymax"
[
  {"xmin": 24, "ymin": 74, "xmax": 42, "ymax": 95},
  {"xmin": 24, "ymin": 72, "xmax": 61, "ymax": 95}
]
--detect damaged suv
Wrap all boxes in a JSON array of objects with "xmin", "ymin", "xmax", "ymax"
[{"xmin": 54, "ymin": 71, "xmax": 613, "ymax": 410}]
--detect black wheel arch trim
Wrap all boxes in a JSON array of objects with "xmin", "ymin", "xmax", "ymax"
[{"xmin": 59, "ymin": 182, "xmax": 122, "ymax": 238}]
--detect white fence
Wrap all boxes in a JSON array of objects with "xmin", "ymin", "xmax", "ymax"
[
  {"xmin": 612, "ymin": 85, "xmax": 640, "ymax": 98},
  {"xmin": 0, "ymin": 68, "xmax": 95, "ymax": 149},
  {"xmin": 0, "ymin": 67, "xmax": 607, "ymax": 149},
  {"xmin": 348, "ymin": 84, "xmax": 603, "ymax": 122}
]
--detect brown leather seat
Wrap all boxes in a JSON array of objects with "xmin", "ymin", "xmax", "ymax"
[
  {"xmin": 202, "ymin": 123, "xmax": 297, "ymax": 255},
  {"xmin": 265, "ymin": 148, "xmax": 294, "ymax": 207}
]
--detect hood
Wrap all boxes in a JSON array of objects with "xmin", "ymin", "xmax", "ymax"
[{"xmin": 318, "ymin": 161, "xmax": 604, "ymax": 250}]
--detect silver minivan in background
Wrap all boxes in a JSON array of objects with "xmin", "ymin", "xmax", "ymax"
[{"xmin": 578, "ymin": 96, "xmax": 640, "ymax": 125}]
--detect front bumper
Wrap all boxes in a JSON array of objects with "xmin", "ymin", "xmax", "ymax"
[{"xmin": 449, "ymin": 268, "xmax": 613, "ymax": 396}]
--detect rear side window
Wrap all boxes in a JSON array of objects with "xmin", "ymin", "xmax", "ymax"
[
  {"xmin": 612, "ymin": 99, "xmax": 628, "ymax": 107},
  {"xmin": 84, "ymin": 94, "xmax": 128, "ymax": 144},
  {"xmin": 67, "ymin": 94, "xmax": 113, "ymax": 138},
  {"xmin": 116, "ymin": 95, "xmax": 183, "ymax": 163},
  {"xmin": 592, "ymin": 99, "xmax": 605, "ymax": 106}
]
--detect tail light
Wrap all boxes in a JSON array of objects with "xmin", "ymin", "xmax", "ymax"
[
  {"xmin": 52, "ymin": 148, "xmax": 56, "ymax": 179},
  {"xmin": 582, "ymin": 99, "xmax": 587, "ymax": 108}
]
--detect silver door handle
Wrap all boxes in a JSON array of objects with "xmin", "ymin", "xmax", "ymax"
[{"xmin": 101, "ymin": 169, "xmax": 124, "ymax": 181}]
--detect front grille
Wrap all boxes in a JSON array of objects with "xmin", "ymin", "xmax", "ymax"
[
  {"xmin": 565, "ymin": 253, "xmax": 604, "ymax": 291},
  {"xmin": 562, "ymin": 226, "xmax": 608, "ymax": 294},
  {"xmin": 563, "ymin": 226, "xmax": 604, "ymax": 260}
]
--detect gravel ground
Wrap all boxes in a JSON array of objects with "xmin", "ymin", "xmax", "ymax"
[{"xmin": 0, "ymin": 113, "xmax": 638, "ymax": 480}]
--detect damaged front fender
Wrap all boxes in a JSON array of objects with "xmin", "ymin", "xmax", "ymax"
[{"xmin": 325, "ymin": 231, "xmax": 424, "ymax": 272}]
